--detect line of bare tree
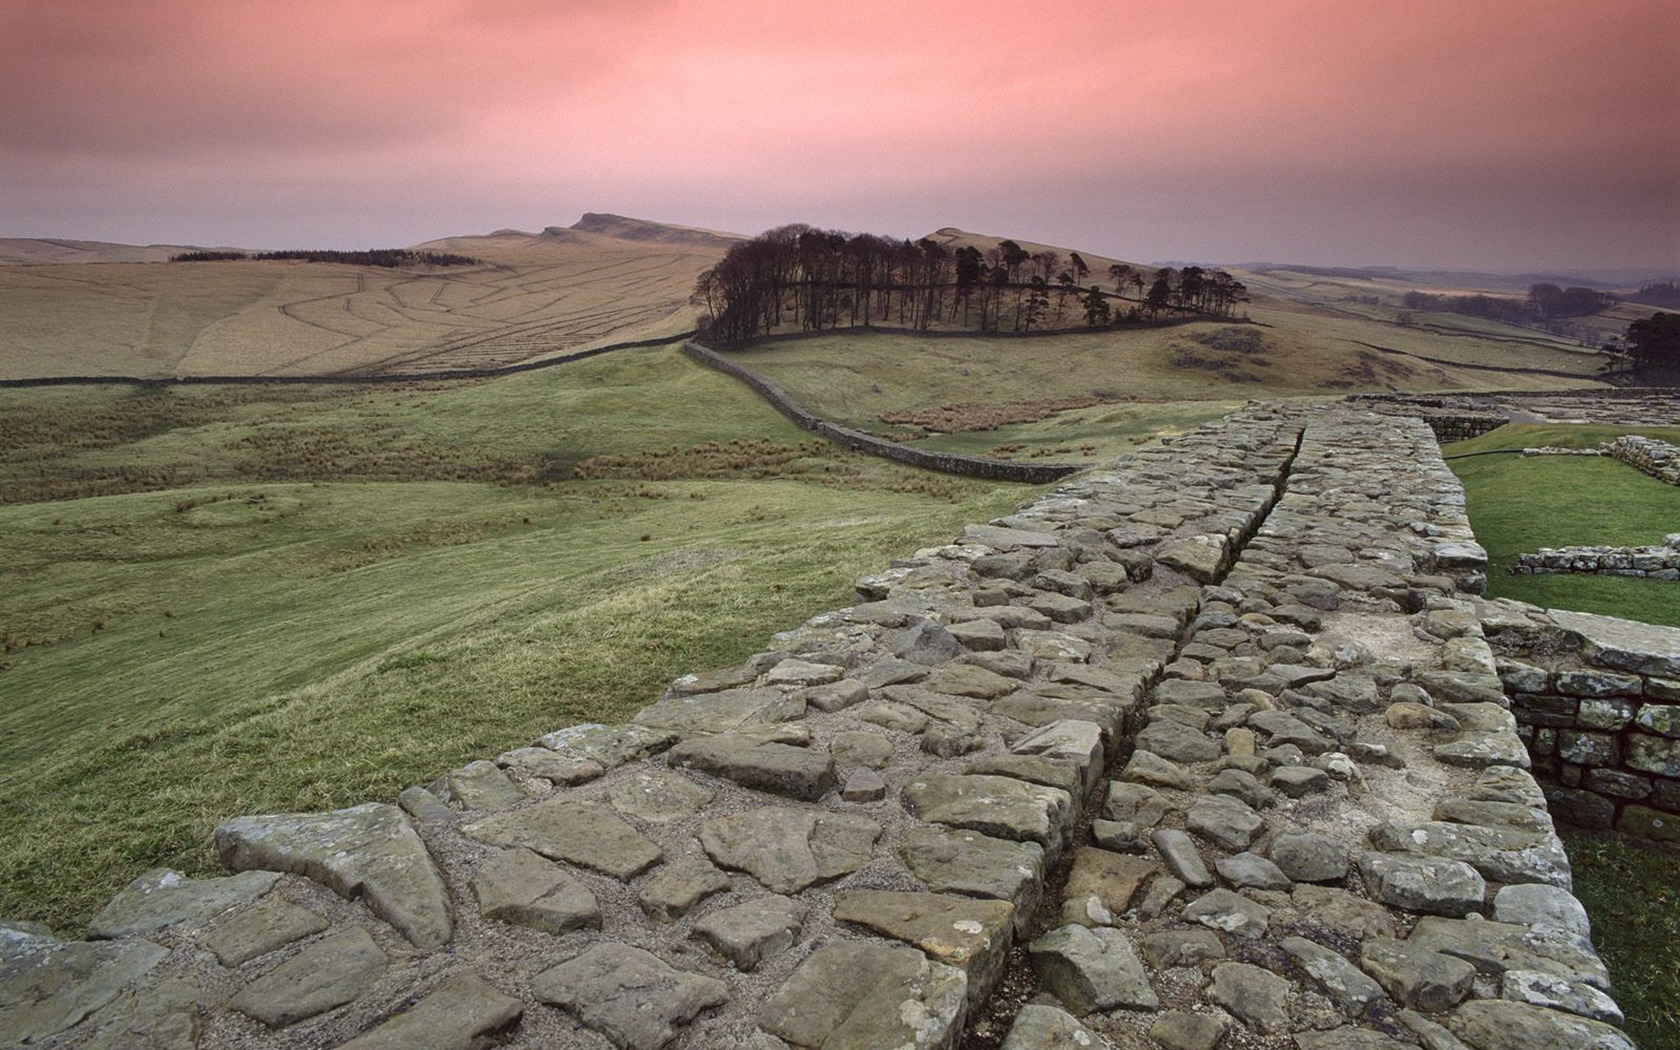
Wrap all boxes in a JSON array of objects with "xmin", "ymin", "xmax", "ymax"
[{"xmin": 692, "ymin": 225, "xmax": 1246, "ymax": 343}]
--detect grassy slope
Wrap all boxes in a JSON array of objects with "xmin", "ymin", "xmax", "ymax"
[
  {"xmin": 722, "ymin": 317, "xmax": 1597, "ymax": 463},
  {"xmin": 0, "ymin": 347, "xmax": 1025, "ymax": 930},
  {"xmin": 1446, "ymin": 423, "xmax": 1680, "ymax": 628}
]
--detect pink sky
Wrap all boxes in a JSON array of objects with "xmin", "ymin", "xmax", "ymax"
[{"xmin": 2, "ymin": 0, "xmax": 1675, "ymax": 272}]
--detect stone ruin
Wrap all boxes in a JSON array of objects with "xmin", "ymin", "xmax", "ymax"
[{"xmin": 2, "ymin": 399, "xmax": 1659, "ymax": 1050}]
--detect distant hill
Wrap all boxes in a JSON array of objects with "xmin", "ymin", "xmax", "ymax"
[
  {"xmin": 566, "ymin": 213, "xmax": 744, "ymax": 248},
  {"xmin": 0, "ymin": 238, "xmax": 239, "ymax": 265},
  {"xmin": 920, "ymin": 227, "xmax": 1139, "ymax": 278}
]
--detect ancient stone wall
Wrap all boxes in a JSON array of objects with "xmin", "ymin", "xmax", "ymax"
[
  {"xmin": 0, "ymin": 403, "xmax": 1634, "ymax": 1050},
  {"xmin": 1514, "ymin": 535, "xmax": 1680, "ymax": 579},
  {"xmin": 682, "ymin": 341, "xmax": 1084, "ymax": 483},
  {"xmin": 1478, "ymin": 605, "xmax": 1680, "ymax": 842},
  {"xmin": 1604, "ymin": 434, "xmax": 1680, "ymax": 486}
]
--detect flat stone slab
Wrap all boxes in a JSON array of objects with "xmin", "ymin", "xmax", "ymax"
[
  {"xmin": 1359, "ymin": 852, "xmax": 1486, "ymax": 917},
  {"xmin": 604, "ymin": 768, "xmax": 715, "ymax": 822},
  {"xmin": 900, "ymin": 827, "xmax": 1045, "ymax": 933},
  {"xmin": 1446, "ymin": 997, "xmax": 1636, "ymax": 1050},
  {"xmin": 632, "ymin": 687, "xmax": 797, "ymax": 736},
  {"xmin": 698, "ymin": 807, "xmax": 881, "ymax": 893},
  {"xmin": 74, "ymin": 973, "xmax": 201, "ymax": 1050},
  {"xmin": 496, "ymin": 746, "xmax": 604, "ymax": 785},
  {"xmin": 337, "ymin": 971, "xmax": 523, "ymax": 1050},
  {"xmin": 759, "ymin": 939, "xmax": 967, "ymax": 1050},
  {"xmin": 692, "ymin": 895, "xmax": 807, "ymax": 971},
  {"xmin": 0, "ymin": 936, "xmax": 169, "ymax": 1045},
  {"xmin": 963, "ymin": 524, "xmax": 1063, "ymax": 549},
  {"xmin": 1551, "ymin": 609, "xmax": 1680, "ymax": 679},
  {"xmin": 1000, "ymin": 1004, "xmax": 1104, "ymax": 1050},
  {"xmin": 638, "ymin": 858, "xmax": 732, "ymax": 923},
  {"xmin": 201, "ymin": 895, "xmax": 331, "ymax": 967},
  {"xmin": 1207, "ymin": 960, "xmax": 1290, "ymax": 1034},
  {"xmin": 536, "ymin": 723, "xmax": 678, "ymax": 769},
  {"xmin": 431, "ymin": 759, "xmax": 525, "ymax": 809},
  {"xmin": 88, "ymin": 867, "xmax": 280, "ymax": 939},
  {"xmin": 471, "ymin": 847, "xmax": 601, "ymax": 935},
  {"xmin": 535, "ymin": 943, "xmax": 729, "ymax": 1050},
  {"xmin": 833, "ymin": 889, "xmax": 1014, "ymax": 1003},
  {"xmin": 228, "ymin": 926, "xmax": 387, "ymax": 1027},
  {"xmin": 1029, "ymin": 924, "xmax": 1158, "ymax": 1015},
  {"xmin": 903, "ymin": 774, "xmax": 1073, "ymax": 854},
  {"xmin": 1064, "ymin": 847, "xmax": 1155, "ymax": 915},
  {"xmin": 464, "ymin": 798, "xmax": 663, "ymax": 880},
  {"xmin": 667, "ymin": 734, "xmax": 836, "ymax": 800},
  {"xmin": 215, "ymin": 802, "xmax": 453, "ymax": 947}
]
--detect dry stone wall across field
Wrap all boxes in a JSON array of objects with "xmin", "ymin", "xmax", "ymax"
[{"xmin": 0, "ymin": 403, "xmax": 1635, "ymax": 1050}]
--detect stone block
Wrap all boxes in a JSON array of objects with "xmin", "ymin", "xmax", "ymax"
[
  {"xmin": 1616, "ymin": 804, "xmax": 1680, "ymax": 843},
  {"xmin": 1626, "ymin": 733, "xmax": 1680, "ymax": 777},
  {"xmin": 1555, "ymin": 730, "xmax": 1618, "ymax": 767}
]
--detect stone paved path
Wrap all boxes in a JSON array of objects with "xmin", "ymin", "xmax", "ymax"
[{"xmin": 0, "ymin": 401, "xmax": 1633, "ymax": 1050}]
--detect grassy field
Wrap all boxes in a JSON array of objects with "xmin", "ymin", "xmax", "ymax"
[
  {"xmin": 0, "ymin": 227, "xmax": 721, "ymax": 380},
  {"xmin": 1446, "ymin": 423, "xmax": 1680, "ymax": 628},
  {"xmin": 0, "ymin": 346, "xmax": 1033, "ymax": 931},
  {"xmin": 722, "ymin": 320, "xmax": 1598, "ymax": 463}
]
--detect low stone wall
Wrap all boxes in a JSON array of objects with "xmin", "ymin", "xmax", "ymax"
[
  {"xmin": 1514, "ymin": 535, "xmax": 1680, "ymax": 579},
  {"xmin": 1343, "ymin": 395, "xmax": 1508, "ymax": 443},
  {"xmin": 682, "ymin": 341, "xmax": 1085, "ymax": 484},
  {"xmin": 1477, "ymin": 605, "xmax": 1680, "ymax": 840},
  {"xmin": 1604, "ymin": 434, "xmax": 1680, "ymax": 486},
  {"xmin": 1, "ymin": 401, "xmax": 1631, "ymax": 1050}
]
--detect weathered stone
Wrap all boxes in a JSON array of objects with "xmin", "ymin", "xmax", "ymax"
[
  {"xmin": 1207, "ymin": 767, "xmax": 1272, "ymax": 809},
  {"xmin": 1446, "ymin": 998, "xmax": 1636, "ymax": 1050},
  {"xmin": 638, "ymin": 858, "xmax": 732, "ymax": 923},
  {"xmin": 903, "ymin": 774, "xmax": 1072, "ymax": 854},
  {"xmin": 1104, "ymin": 781, "xmax": 1172, "ymax": 827},
  {"xmin": 835, "ymin": 889, "xmax": 1014, "ymax": 1003},
  {"xmin": 1359, "ymin": 937, "xmax": 1475, "ymax": 1012},
  {"xmin": 228, "ymin": 927, "xmax": 387, "ymax": 1027},
  {"xmin": 901, "ymin": 827, "xmax": 1045, "ymax": 933},
  {"xmin": 633, "ymin": 686, "xmax": 799, "ymax": 736},
  {"xmin": 1008, "ymin": 719, "xmax": 1105, "ymax": 796},
  {"xmin": 201, "ymin": 896, "xmax": 330, "ymax": 967},
  {"xmin": 1369, "ymin": 820, "xmax": 1571, "ymax": 888},
  {"xmin": 336, "ymin": 972, "xmax": 524, "ymax": 1050},
  {"xmin": 667, "ymin": 734, "xmax": 836, "ymax": 801},
  {"xmin": 1293, "ymin": 1030, "xmax": 1414, "ymax": 1050},
  {"xmin": 1292, "ymin": 884, "xmax": 1397, "ymax": 939},
  {"xmin": 668, "ymin": 665, "xmax": 760, "ymax": 695},
  {"xmin": 948, "ymin": 618, "xmax": 1007, "ymax": 651},
  {"xmin": 759, "ymin": 939, "xmax": 966, "ymax": 1050},
  {"xmin": 1187, "ymin": 794, "xmax": 1266, "ymax": 851},
  {"xmin": 1270, "ymin": 832, "xmax": 1349, "ymax": 883},
  {"xmin": 1029, "ymin": 924, "xmax": 1158, "ymax": 1014},
  {"xmin": 431, "ymin": 759, "xmax": 525, "ymax": 809},
  {"xmin": 1407, "ymin": 916, "xmax": 1611, "ymax": 989},
  {"xmin": 1140, "ymin": 928, "xmax": 1225, "ymax": 968},
  {"xmin": 1215, "ymin": 851, "xmax": 1292, "ymax": 891},
  {"xmin": 1119, "ymin": 750, "xmax": 1196, "ymax": 790},
  {"xmin": 1492, "ymin": 883, "xmax": 1592, "ymax": 939},
  {"xmin": 396, "ymin": 785, "xmax": 458, "ymax": 821},
  {"xmin": 1615, "ymin": 803, "xmax": 1680, "ymax": 842},
  {"xmin": 1001, "ymin": 1003, "xmax": 1105, "ymax": 1050},
  {"xmin": 840, "ymin": 766, "xmax": 889, "ymax": 802},
  {"xmin": 535, "ymin": 943, "xmax": 729, "ymax": 1050},
  {"xmin": 0, "ymin": 936, "xmax": 169, "ymax": 1045},
  {"xmin": 923, "ymin": 723, "xmax": 987, "ymax": 757},
  {"xmin": 471, "ymin": 847, "xmax": 601, "ymax": 935},
  {"xmin": 88, "ymin": 868, "xmax": 279, "ymax": 940},
  {"xmin": 1136, "ymin": 719, "xmax": 1220, "ymax": 764},
  {"xmin": 1270, "ymin": 765, "xmax": 1331, "ymax": 798},
  {"xmin": 495, "ymin": 747, "xmax": 604, "ymax": 786},
  {"xmin": 601, "ymin": 767, "xmax": 715, "ymax": 823},
  {"xmin": 1625, "ymin": 734, "xmax": 1680, "ymax": 777},
  {"xmin": 1065, "ymin": 847, "xmax": 1156, "ymax": 915},
  {"xmin": 692, "ymin": 895, "xmax": 807, "ymax": 972},
  {"xmin": 764, "ymin": 657, "xmax": 845, "ymax": 687},
  {"xmin": 895, "ymin": 619, "xmax": 965, "ymax": 665},
  {"xmin": 699, "ymin": 807, "xmax": 881, "ymax": 893},
  {"xmin": 857, "ymin": 700, "xmax": 931, "ymax": 733},
  {"xmin": 1358, "ymin": 852, "xmax": 1486, "ymax": 917},
  {"xmin": 536, "ymin": 723, "xmax": 680, "ymax": 768},
  {"xmin": 76, "ymin": 974, "xmax": 202, "ymax": 1050},
  {"xmin": 215, "ymin": 803, "xmax": 452, "ymax": 947},
  {"xmin": 832, "ymin": 729, "xmax": 895, "ymax": 770},
  {"xmin": 1183, "ymin": 888, "xmax": 1270, "ymax": 938},
  {"xmin": 1158, "ymin": 536, "xmax": 1228, "ymax": 582},
  {"xmin": 1207, "ymin": 961, "xmax": 1290, "ymax": 1034},
  {"xmin": 1502, "ymin": 969, "xmax": 1623, "ymax": 1025},
  {"xmin": 801, "ymin": 677, "xmax": 872, "ymax": 713},
  {"xmin": 1280, "ymin": 935, "xmax": 1385, "ymax": 1014},
  {"xmin": 464, "ymin": 798, "xmax": 662, "ymax": 880},
  {"xmin": 1149, "ymin": 1009, "xmax": 1231, "ymax": 1050},
  {"xmin": 1152, "ymin": 828, "xmax": 1214, "ymax": 888}
]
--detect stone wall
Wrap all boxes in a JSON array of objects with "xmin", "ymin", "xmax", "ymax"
[
  {"xmin": 1344, "ymin": 395, "xmax": 1508, "ymax": 443},
  {"xmin": 682, "ymin": 341, "xmax": 1085, "ymax": 484},
  {"xmin": 1514, "ymin": 535, "xmax": 1680, "ymax": 579},
  {"xmin": 0, "ymin": 402, "xmax": 1633, "ymax": 1050},
  {"xmin": 1604, "ymin": 434, "xmax": 1680, "ymax": 486},
  {"xmin": 1477, "ymin": 605, "xmax": 1680, "ymax": 842}
]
